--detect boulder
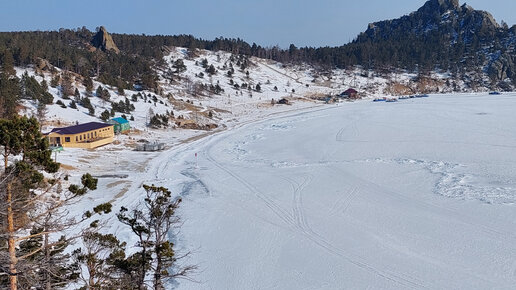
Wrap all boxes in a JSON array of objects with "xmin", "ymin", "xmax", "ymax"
[{"xmin": 35, "ymin": 57, "xmax": 53, "ymax": 72}]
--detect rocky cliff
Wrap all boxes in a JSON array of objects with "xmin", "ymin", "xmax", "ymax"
[
  {"xmin": 362, "ymin": 0, "xmax": 500, "ymax": 42},
  {"xmin": 356, "ymin": 0, "xmax": 516, "ymax": 88},
  {"xmin": 91, "ymin": 26, "xmax": 120, "ymax": 53}
]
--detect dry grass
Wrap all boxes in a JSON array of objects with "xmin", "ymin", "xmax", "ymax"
[
  {"xmin": 106, "ymin": 180, "xmax": 129, "ymax": 189},
  {"xmin": 114, "ymin": 185, "xmax": 131, "ymax": 200},
  {"xmin": 209, "ymin": 106, "xmax": 231, "ymax": 114},
  {"xmin": 126, "ymin": 128, "xmax": 144, "ymax": 136},
  {"xmin": 60, "ymin": 164, "xmax": 76, "ymax": 170},
  {"xmin": 416, "ymin": 77, "xmax": 444, "ymax": 93},
  {"xmin": 42, "ymin": 119, "xmax": 76, "ymax": 128},
  {"xmin": 170, "ymin": 99, "xmax": 202, "ymax": 112},
  {"xmin": 385, "ymin": 82, "xmax": 414, "ymax": 95}
]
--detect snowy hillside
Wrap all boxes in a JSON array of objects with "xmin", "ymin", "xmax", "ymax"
[{"xmin": 17, "ymin": 45, "xmax": 493, "ymax": 142}]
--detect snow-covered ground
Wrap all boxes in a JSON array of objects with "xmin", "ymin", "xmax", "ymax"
[
  {"xmin": 18, "ymin": 48, "xmax": 516, "ymax": 288},
  {"xmin": 130, "ymin": 93, "xmax": 516, "ymax": 289},
  {"xmin": 50, "ymin": 92, "xmax": 516, "ymax": 289}
]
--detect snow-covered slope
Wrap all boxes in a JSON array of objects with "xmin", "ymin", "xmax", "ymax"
[{"xmin": 17, "ymin": 46, "xmax": 494, "ymax": 140}]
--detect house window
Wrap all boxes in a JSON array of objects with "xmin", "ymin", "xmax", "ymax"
[
  {"xmin": 76, "ymin": 136, "xmax": 78, "ymax": 142},
  {"xmin": 95, "ymin": 131, "xmax": 97, "ymax": 137},
  {"xmin": 65, "ymin": 137, "xmax": 70, "ymax": 142}
]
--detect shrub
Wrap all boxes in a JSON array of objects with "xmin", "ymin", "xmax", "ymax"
[{"xmin": 56, "ymin": 100, "xmax": 67, "ymax": 108}]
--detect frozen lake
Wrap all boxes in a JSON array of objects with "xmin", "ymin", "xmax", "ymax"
[{"xmin": 167, "ymin": 94, "xmax": 516, "ymax": 289}]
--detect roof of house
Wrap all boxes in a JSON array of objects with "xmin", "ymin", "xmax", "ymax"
[
  {"xmin": 48, "ymin": 122, "xmax": 113, "ymax": 135},
  {"xmin": 343, "ymin": 88, "xmax": 358, "ymax": 94},
  {"xmin": 111, "ymin": 117, "xmax": 129, "ymax": 124}
]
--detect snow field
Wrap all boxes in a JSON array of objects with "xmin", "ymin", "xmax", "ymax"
[{"xmin": 163, "ymin": 93, "xmax": 516, "ymax": 289}]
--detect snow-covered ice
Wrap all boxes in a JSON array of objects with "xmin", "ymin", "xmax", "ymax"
[
  {"xmin": 55, "ymin": 93, "xmax": 516, "ymax": 289},
  {"xmin": 155, "ymin": 93, "xmax": 516, "ymax": 289}
]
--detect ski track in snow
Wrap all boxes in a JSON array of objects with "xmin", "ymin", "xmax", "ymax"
[
  {"xmin": 328, "ymin": 186, "xmax": 360, "ymax": 217},
  {"xmin": 204, "ymin": 147, "xmax": 427, "ymax": 289}
]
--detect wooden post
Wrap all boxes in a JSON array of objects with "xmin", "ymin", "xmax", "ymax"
[{"xmin": 7, "ymin": 182, "xmax": 18, "ymax": 290}]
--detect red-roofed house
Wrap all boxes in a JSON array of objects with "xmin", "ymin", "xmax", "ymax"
[{"xmin": 339, "ymin": 88, "xmax": 359, "ymax": 99}]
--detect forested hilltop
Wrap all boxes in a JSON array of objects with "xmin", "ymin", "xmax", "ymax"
[{"xmin": 1, "ymin": 0, "xmax": 516, "ymax": 93}]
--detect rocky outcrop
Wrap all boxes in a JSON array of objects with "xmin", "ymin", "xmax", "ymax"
[
  {"xmin": 35, "ymin": 57, "xmax": 53, "ymax": 72},
  {"xmin": 356, "ymin": 0, "xmax": 516, "ymax": 88},
  {"xmin": 362, "ymin": 0, "xmax": 500, "ymax": 40},
  {"xmin": 488, "ymin": 53, "xmax": 516, "ymax": 81},
  {"xmin": 417, "ymin": 0, "xmax": 459, "ymax": 15},
  {"xmin": 91, "ymin": 26, "xmax": 120, "ymax": 53}
]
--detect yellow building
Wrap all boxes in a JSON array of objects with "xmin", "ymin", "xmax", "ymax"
[{"xmin": 46, "ymin": 122, "xmax": 115, "ymax": 149}]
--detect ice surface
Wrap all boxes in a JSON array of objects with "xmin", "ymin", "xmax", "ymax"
[{"xmin": 165, "ymin": 93, "xmax": 516, "ymax": 289}]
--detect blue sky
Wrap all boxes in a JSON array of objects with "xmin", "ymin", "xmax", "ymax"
[{"xmin": 0, "ymin": 0, "xmax": 514, "ymax": 48}]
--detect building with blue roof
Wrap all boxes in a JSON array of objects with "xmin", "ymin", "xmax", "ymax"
[{"xmin": 108, "ymin": 117, "xmax": 130, "ymax": 134}]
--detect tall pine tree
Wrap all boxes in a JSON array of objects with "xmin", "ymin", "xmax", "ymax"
[{"xmin": 0, "ymin": 116, "xmax": 96, "ymax": 290}]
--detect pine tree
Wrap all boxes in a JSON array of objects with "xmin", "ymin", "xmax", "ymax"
[
  {"xmin": 200, "ymin": 58, "xmax": 208, "ymax": 68},
  {"xmin": 82, "ymin": 75, "xmax": 93, "ymax": 93},
  {"xmin": 206, "ymin": 64, "xmax": 216, "ymax": 75},
  {"xmin": 96, "ymin": 86, "xmax": 111, "ymax": 101},
  {"xmin": 0, "ymin": 116, "xmax": 99, "ymax": 289},
  {"xmin": 20, "ymin": 72, "xmax": 53, "ymax": 105},
  {"xmin": 100, "ymin": 109, "xmax": 111, "ymax": 121},
  {"xmin": 72, "ymin": 232, "xmax": 128, "ymax": 289},
  {"xmin": 50, "ymin": 74, "xmax": 60, "ymax": 88},
  {"xmin": 1, "ymin": 50, "xmax": 16, "ymax": 77},
  {"xmin": 69, "ymin": 100, "xmax": 77, "ymax": 109},
  {"xmin": 172, "ymin": 59, "xmax": 186, "ymax": 73},
  {"xmin": 60, "ymin": 72, "xmax": 75, "ymax": 98},
  {"xmin": 0, "ymin": 72, "xmax": 21, "ymax": 119},
  {"xmin": 74, "ymin": 88, "xmax": 80, "ymax": 100},
  {"xmin": 117, "ymin": 185, "xmax": 195, "ymax": 289},
  {"xmin": 95, "ymin": 85, "xmax": 103, "ymax": 98},
  {"xmin": 36, "ymin": 101, "xmax": 48, "ymax": 127},
  {"xmin": 118, "ymin": 85, "xmax": 125, "ymax": 96},
  {"xmin": 16, "ymin": 228, "xmax": 79, "ymax": 289},
  {"xmin": 117, "ymin": 79, "xmax": 126, "ymax": 96}
]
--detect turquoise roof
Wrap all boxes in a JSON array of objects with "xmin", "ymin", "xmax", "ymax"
[{"xmin": 111, "ymin": 117, "xmax": 129, "ymax": 124}]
